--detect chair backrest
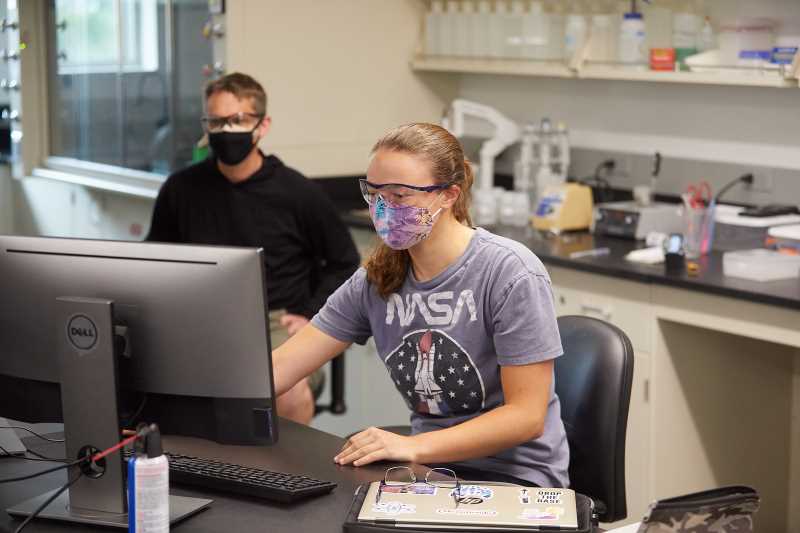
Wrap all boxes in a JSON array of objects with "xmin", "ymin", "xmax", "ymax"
[{"xmin": 555, "ymin": 315, "xmax": 634, "ymax": 524}]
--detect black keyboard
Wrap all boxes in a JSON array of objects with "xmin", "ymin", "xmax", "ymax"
[{"xmin": 124, "ymin": 450, "xmax": 337, "ymax": 503}]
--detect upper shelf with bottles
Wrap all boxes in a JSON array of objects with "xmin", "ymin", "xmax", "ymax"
[{"xmin": 412, "ymin": 0, "xmax": 800, "ymax": 89}]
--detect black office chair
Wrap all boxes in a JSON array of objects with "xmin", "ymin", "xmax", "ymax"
[
  {"xmin": 555, "ymin": 315, "xmax": 634, "ymax": 524},
  {"xmin": 347, "ymin": 316, "xmax": 633, "ymax": 523},
  {"xmin": 313, "ymin": 353, "xmax": 347, "ymax": 416}
]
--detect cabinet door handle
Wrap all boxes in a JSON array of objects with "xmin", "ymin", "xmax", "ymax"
[{"xmin": 580, "ymin": 303, "xmax": 612, "ymax": 321}]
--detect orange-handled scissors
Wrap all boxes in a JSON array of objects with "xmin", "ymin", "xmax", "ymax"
[{"xmin": 685, "ymin": 181, "xmax": 712, "ymax": 209}]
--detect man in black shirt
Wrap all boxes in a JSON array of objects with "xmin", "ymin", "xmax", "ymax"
[{"xmin": 147, "ymin": 73, "xmax": 360, "ymax": 424}]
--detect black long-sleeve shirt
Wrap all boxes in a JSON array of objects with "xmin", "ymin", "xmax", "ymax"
[{"xmin": 147, "ymin": 153, "xmax": 360, "ymax": 318}]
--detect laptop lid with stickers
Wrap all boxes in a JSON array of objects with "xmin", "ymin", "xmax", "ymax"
[{"xmin": 357, "ymin": 482, "xmax": 578, "ymax": 530}]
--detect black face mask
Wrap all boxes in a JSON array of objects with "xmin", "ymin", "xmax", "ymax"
[{"xmin": 208, "ymin": 131, "xmax": 257, "ymax": 166}]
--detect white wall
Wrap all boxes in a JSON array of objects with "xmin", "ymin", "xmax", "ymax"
[{"xmin": 226, "ymin": 0, "xmax": 456, "ymax": 177}]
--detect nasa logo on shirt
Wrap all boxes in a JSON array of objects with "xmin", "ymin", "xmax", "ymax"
[{"xmin": 384, "ymin": 329, "xmax": 485, "ymax": 416}]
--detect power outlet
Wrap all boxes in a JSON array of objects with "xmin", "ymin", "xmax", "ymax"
[{"xmin": 749, "ymin": 171, "xmax": 774, "ymax": 193}]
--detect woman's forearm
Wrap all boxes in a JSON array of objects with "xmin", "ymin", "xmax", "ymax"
[
  {"xmin": 273, "ymin": 324, "xmax": 350, "ymax": 396},
  {"xmin": 410, "ymin": 403, "xmax": 545, "ymax": 464}
]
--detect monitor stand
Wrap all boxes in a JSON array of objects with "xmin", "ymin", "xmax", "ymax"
[
  {"xmin": 7, "ymin": 297, "xmax": 211, "ymax": 528},
  {"xmin": 0, "ymin": 417, "xmax": 27, "ymax": 456}
]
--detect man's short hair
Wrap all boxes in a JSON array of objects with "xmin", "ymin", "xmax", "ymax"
[{"xmin": 205, "ymin": 72, "xmax": 267, "ymax": 116}]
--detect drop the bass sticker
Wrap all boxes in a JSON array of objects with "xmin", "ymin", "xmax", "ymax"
[{"xmin": 535, "ymin": 489, "xmax": 563, "ymax": 505}]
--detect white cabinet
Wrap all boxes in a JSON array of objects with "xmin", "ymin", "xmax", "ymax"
[
  {"xmin": 549, "ymin": 265, "xmax": 800, "ymax": 531},
  {"xmin": 624, "ymin": 353, "xmax": 650, "ymax": 526},
  {"xmin": 549, "ymin": 266, "xmax": 652, "ymax": 527}
]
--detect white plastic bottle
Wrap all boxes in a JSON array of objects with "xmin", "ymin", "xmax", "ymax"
[
  {"xmin": 619, "ymin": 11, "xmax": 646, "ymax": 64},
  {"xmin": 441, "ymin": 1, "xmax": 459, "ymax": 56},
  {"xmin": 546, "ymin": 1, "xmax": 566, "ymax": 60},
  {"xmin": 472, "ymin": 0, "xmax": 492, "ymax": 57},
  {"xmin": 523, "ymin": 1, "xmax": 548, "ymax": 60},
  {"xmin": 697, "ymin": 16, "xmax": 715, "ymax": 52},
  {"xmin": 425, "ymin": 1, "xmax": 445, "ymax": 56},
  {"xmin": 128, "ymin": 425, "xmax": 169, "ymax": 533},
  {"xmin": 564, "ymin": 7, "xmax": 588, "ymax": 62},
  {"xmin": 454, "ymin": 1, "xmax": 472, "ymax": 56},
  {"xmin": 506, "ymin": 0, "xmax": 526, "ymax": 58},
  {"xmin": 489, "ymin": 0, "xmax": 507, "ymax": 58}
]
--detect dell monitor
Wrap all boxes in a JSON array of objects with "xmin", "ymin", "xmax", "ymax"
[{"xmin": 0, "ymin": 235, "xmax": 278, "ymax": 527}]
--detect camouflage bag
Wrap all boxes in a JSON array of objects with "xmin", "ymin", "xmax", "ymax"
[{"xmin": 638, "ymin": 486, "xmax": 759, "ymax": 533}]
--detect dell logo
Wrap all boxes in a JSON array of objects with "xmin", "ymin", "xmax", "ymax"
[
  {"xmin": 70, "ymin": 327, "xmax": 94, "ymax": 337},
  {"xmin": 67, "ymin": 315, "xmax": 98, "ymax": 351}
]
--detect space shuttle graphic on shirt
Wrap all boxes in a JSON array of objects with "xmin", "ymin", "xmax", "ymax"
[
  {"xmin": 413, "ymin": 330, "xmax": 445, "ymax": 413},
  {"xmin": 385, "ymin": 329, "xmax": 486, "ymax": 417}
]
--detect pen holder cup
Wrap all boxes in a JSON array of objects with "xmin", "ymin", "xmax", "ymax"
[{"xmin": 683, "ymin": 207, "xmax": 708, "ymax": 259}]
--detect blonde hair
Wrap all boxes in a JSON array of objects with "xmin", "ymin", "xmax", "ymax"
[{"xmin": 365, "ymin": 123, "xmax": 474, "ymax": 298}]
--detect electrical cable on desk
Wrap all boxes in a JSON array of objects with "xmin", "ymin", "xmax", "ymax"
[
  {"xmin": 22, "ymin": 448, "xmax": 67, "ymax": 463},
  {"xmin": 0, "ymin": 459, "xmax": 81, "ymax": 483},
  {"xmin": 13, "ymin": 469, "xmax": 83, "ymax": 533},
  {"xmin": 4, "ymin": 427, "xmax": 154, "ymax": 531},
  {"xmin": 0, "ymin": 426, "xmax": 65, "ymax": 443},
  {"xmin": 0, "ymin": 444, "xmax": 66, "ymax": 463},
  {"xmin": 0, "ymin": 430, "xmax": 143, "ymax": 484}
]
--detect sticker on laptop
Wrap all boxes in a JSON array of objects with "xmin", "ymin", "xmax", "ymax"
[
  {"xmin": 519, "ymin": 506, "xmax": 565, "ymax": 521},
  {"xmin": 436, "ymin": 508, "xmax": 498, "ymax": 517},
  {"xmin": 450, "ymin": 484, "xmax": 494, "ymax": 504},
  {"xmin": 519, "ymin": 488, "xmax": 531, "ymax": 505},
  {"xmin": 381, "ymin": 483, "xmax": 437, "ymax": 496},
  {"xmin": 372, "ymin": 501, "xmax": 417, "ymax": 515},
  {"xmin": 535, "ymin": 489, "xmax": 563, "ymax": 505}
]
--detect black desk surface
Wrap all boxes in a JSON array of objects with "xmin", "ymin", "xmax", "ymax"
[
  {"xmin": 343, "ymin": 211, "xmax": 800, "ymax": 311},
  {"xmin": 0, "ymin": 419, "xmax": 429, "ymax": 533}
]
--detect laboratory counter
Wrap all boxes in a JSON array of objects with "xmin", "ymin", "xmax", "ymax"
[{"xmin": 341, "ymin": 210, "xmax": 800, "ymax": 311}]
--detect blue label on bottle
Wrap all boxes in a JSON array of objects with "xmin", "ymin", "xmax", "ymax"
[
  {"xmin": 738, "ymin": 50, "xmax": 771, "ymax": 60},
  {"xmin": 127, "ymin": 457, "xmax": 136, "ymax": 533},
  {"xmin": 771, "ymin": 46, "xmax": 799, "ymax": 64}
]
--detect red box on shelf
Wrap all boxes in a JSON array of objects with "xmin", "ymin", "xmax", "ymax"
[{"xmin": 650, "ymin": 48, "xmax": 676, "ymax": 71}]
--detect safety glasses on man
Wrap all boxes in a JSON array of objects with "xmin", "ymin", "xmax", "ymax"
[{"xmin": 201, "ymin": 112, "xmax": 264, "ymax": 134}]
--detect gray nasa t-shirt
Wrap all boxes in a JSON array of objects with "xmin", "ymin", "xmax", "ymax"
[{"xmin": 311, "ymin": 228, "xmax": 569, "ymax": 487}]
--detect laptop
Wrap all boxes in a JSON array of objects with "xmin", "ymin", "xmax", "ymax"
[
  {"xmin": 357, "ymin": 482, "xmax": 579, "ymax": 530},
  {"xmin": 0, "ymin": 417, "xmax": 26, "ymax": 456}
]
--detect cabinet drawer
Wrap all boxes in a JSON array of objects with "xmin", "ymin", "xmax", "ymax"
[{"xmin": 550, "ymin": 267, "xmax": 652, "ymax": 355}]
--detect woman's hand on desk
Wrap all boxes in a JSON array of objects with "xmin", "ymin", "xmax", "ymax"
[
  {"xmin": 280, "ymin": 313, "xmax": 310, "ymax": 336},
  {"xmin": 334, "ymin": 427, "xmax": 420, "ymax": 467}
]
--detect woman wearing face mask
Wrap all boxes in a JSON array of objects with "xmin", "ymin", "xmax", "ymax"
[{"xmin": 274, "ymin": 123, "xmax": 569, "ymax": 488}]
